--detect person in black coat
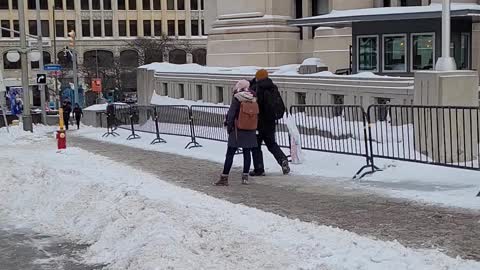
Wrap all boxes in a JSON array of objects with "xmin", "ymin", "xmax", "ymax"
[
  {"xmin": 62, "ymin": 100, "xmax": 72, "ymax": 130},
  {"xmin": 214, "ymin": 80, "xmax": 258, "ymax": 186},
  {"xmin": 250, "ymin": 69, "xmax": 290, "ymax": 176},
  {"xmin": 73, "ymin": 103, "xmax": 83, "ymax": 129}
]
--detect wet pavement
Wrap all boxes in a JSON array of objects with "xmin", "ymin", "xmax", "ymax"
[{"xmin": 0, "ymin": 222, "xmax": 105, "ymax": 270}]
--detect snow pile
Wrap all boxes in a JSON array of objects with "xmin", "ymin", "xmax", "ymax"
[
  {"xmin": 1, "ymin": 137, "xmax": 479, "ymax": 269},
  {"xmin": 141, "ymin": 62, "xmax": 399, "ymax": 78},
  {"xmin": 0, "ymin": 125, "xmax": 56, "ymax": 146},
  {"xmin": 301, "ymin": 57, "xmax": 327, "ymax": 67},
  {"xmin": 84, "ymin": 102, "xmax": 127, "ymax": 112},
  {"xmin": 150, "ymin": 92, "xmax": 220, "ymax": 107}
]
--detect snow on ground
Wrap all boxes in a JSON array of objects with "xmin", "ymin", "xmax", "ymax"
[
  {"xmin": 84, "ymin": 102, "xmax": 127, "ymax": 112},
  {"xmin": 1, "ymin": 125, "xmax": 479, "ymax": 270},
  {"xmin": 76, "ymin": 126, "xmax": 480, "ymax": 210}
]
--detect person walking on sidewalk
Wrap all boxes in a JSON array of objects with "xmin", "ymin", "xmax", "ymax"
[
  {"xmin": 62, "ymin": 100, "xmax": 72, "ymax": 130},
  {"xmin": 73, "ymin": 103, "xmax": 83, "ymax": 129},
  {"xmin": 215, "ymin": 80, "xmax": 259, "ymax": 186},
  {"xmin": 250, "ymin": 69, "xmax": 290, "ymax": 176}
]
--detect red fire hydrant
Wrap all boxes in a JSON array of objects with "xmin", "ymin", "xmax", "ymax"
[{"xmin": 56, "ymin": 129, "xmax": 67, "ymax": 150}]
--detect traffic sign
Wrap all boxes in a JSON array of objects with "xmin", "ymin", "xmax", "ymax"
[
  {"xmin": 92, "ymin": 78, "xmax": 102, "ymax": 93},
  {"xmin": 37, "ymin": 74, "xmax": 47, "ymax": 85},
  {"xmin": 44, "ymin": 64, "xmax": 62, "ymax": 71}
]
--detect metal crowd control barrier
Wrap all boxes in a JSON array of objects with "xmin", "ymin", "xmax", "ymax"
[
  {"xmin": 190, "ymin": 105, "xmax": 230, "ymax": 142},
  {"xmin": 367, "ymin": 105, "xmax": 480, "ymax": 171},
  {"xmin": 290, "ymin": 105, "xmax": 377, "ymax": 178}
]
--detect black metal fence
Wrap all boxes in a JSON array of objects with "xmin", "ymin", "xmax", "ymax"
[{"xmin": 108, "ymin": 103, "xmax": 480, "ymax": 182}]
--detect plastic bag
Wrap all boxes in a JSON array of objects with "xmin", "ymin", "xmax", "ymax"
[{"xmin": 285, "ymin": 116, "xmax": 304, "ymax": 164}]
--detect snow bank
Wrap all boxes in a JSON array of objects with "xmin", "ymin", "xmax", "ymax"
[
  {"xmin": 150, "ymin": 92, "xmax": 226, "ymax": 107},
  {"xmin": 301, "ymin": 57, "xmax": 327, "ymax": 67},
  {"xmin": 84, "ymin": 102, "xmax": 127, "ymax": 112},
  {"xmin": 0, "ymin": 125, "xmax": 56, "ymax": 146},
  {"xmin": 1, "ymin": 134, "xmax": 479, "ymax": 270},
  {"xmin": 141, "ymin": 62, "xmax": 396, "ymax": 78}
]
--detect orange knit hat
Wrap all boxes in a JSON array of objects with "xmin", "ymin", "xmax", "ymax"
[{"xmin": 255, "ymin": 69, "xmax": 269, "ymax": 81}]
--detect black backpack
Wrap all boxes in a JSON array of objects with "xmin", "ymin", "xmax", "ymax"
[{"xmin": 265, "ymin": 85, "xmax": 286, "ymax": 120}]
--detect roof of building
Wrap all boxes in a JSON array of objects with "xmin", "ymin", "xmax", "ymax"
[{"xmin": 289, "ymin": 4, "xmax": 480, "ymax": 27}]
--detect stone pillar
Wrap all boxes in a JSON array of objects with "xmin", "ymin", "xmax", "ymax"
[
  {"xmin": 186, "ymin": 53, "xmax": 193, "ymax": 63},
  {"xmin": 414, "ymin": 71, "xmax": 479, "ymax": 164},
  {"xmin": 207, "ymin": 0, "xmax": 300, "ymax": 67}
]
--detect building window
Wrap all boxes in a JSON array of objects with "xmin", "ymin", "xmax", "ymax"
[
  {"xmin": 178, "ymin": 0, "xmax": 185, "ymax": 10},
  {"xmin": 154, "ymin": 20, "xmax": 162, "ymax": 36},
  {"xmin": 118, "ymin": 0, "xmax": 126, "ymax": 10},
  {"xmin": 383, "ymin": 34, "xmax": 406, "ymax": 72},
  {"xmin": 82, "ymin": 20, "xmax": 91, "ymax": 37},
  {"xmin": 1, "ymin": 20, "xmax": 10, "ymax": 37},
  {"xmin": 129, "ymin": 20, "xmax": 138, "ymax": 36},
  {"xmin": 93, "ymin": 20, "xmax": 101, "ymax": 36},
  {"xmin": 118, "ymin": 20, "xmax": 127, "ymax": 36},
  {"xmin": 28, "ymin": 0, "xmax": 48, "ymax": 9},
  {"xmin": 66, "ymin": 0, "xmax": 74, "ymax": 10},
  {"xmin": 31, "ymin": 52, "xmax": 51, "ymax": 69},
  {"xmin": 4, "ymin": 52, "xmax": 21, "ymax": 69},
  {"xmin": 191, "ymin": 0, "xmax": 198, "ymax": 10},
  {"xmin": 460, "ymin": 33, "xmax": 470, "ymax": 70},
  {"xmin": 142, "ymin": 0, "xmax": 150, "ymax": 9},
  {"xmin": 191, "ymin": 20, "xmax": 199, "ymax": 36},
  {"xmin": 167, "ymin": 0, "xmax": 174, "ymax": 10},
  {"xmin": 13, "ymin": 20, "xmax": 19, "ymax": 37},
  {"xmin": 411, "ymin": 33, "xmax": 434, "ymax": 71},
  {"xmin": 54, "ymin": 0, "xmax": 63, "ymax": 9},
  {"xmin": 357, "ymin": 35, "xmax": 378, "ymax": 72},
  {"xmin": 162, "ymin": 83, "xmax": 168, "ymax": 96},
  {"xmin": 383, "ymin": 0, "xmax": 391, "ymax": 7},
  {"xmin": 400, "ymin": 0, "xmax": 421, "ymax": 6},
  {"xmin": 128, "ymin": 0, "xmax": 136, "ymax": 9},
  {"xmin": 104, "ymin": 0, "xmax": 112, "ymax": 10},
  {"xmin": 201, "ymin": 0, "xmax": 204, "ymax": 10},
  {"xmin": 153, "ymin": 0, "xmax": 161, "ymax": 10},
  {"xmin": 295, "ymin": 92, "xmax": 306, "ymax": 105},
  {"xmin": 196, "ymin": 85, "xmax": 203, "ymax": 100},
  {"xmin": 143, "ymin": 20, "xmax": 151, "ymax": 36},
  {"xmin": 312, "ymin": 0, "xmax": 329, "ymax": 16},
  {"xmin": 92, "ymin": 0, "xmax": 101, "ymax": 10},
  {"xmin": 201, "ymin": 19, "xmax": 205, "ymax": 35},
  {"xmin": 178, "ymin": 20, "xmax": 185, "ymax": 36},
  {"xmin": 179, "ymin": 84, "xmax": 185, "ymax": 98},
  {"xmin": 81, "ymin": 0, "xmax": 89, "ymax": 10},
  {"xmin": 67, "ymin": 20, "xmax": 76, "ymax": 33},
  {"xmin": 55, "ymin": 20, "xmax": 65, "ymax": 37},
  {"xmin": 167, "ymin": 20, "xmax": 175, "ymax": 36},
  {"xmin": 216, "ymin": 86, "xmax": 224, "ymax": 103},
  {"xmin": 105, "ymin": 20, "xmax": 113, "ymax": 37},
  {"xmin": 0, "ymin": 1, "xmax": 7, "ymax": 9},
  {"xmin": 12, "ymin": 0, "xmax": 18, "ymax": 9},
  {"xmin": 28, "ymin": 21, "xmax": 48, "ymax": 36}
]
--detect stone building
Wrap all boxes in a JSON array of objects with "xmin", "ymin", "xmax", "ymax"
[
  {"xmin": 0, "ymin": 0, "xmax": 207, "ymax": 105},
  {"xmin": 207, "ymin": 0, "xmax": 480, "ymax": 76}
]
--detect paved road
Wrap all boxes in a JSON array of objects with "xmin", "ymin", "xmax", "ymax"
[
  {"xmin": 0, "ymin": 221, "xmax": 104, "ymax": 270},
  {"xmin": 70, "ymin": 136, "xmax": 480, "ymax": 261}
]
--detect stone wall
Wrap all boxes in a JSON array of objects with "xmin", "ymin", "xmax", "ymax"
[{"xmin": 137, "ymin": 67, "xmax": 415, "ymax": 112}]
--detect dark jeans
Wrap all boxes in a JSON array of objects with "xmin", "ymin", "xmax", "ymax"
[
  {"xmin": 252, "ymin": 130, "xmax": 287, "ymax": 173},
  {"xmin": 64, "ymin": 115, "xmax": 70, "ymax": 130},
  {"xmin": 75, "ymin": 118, "xmax": 81, "ymax": 129},
  {"xmin": 222, "ymin": 147, "xmax": 252, "ymax": 175}
]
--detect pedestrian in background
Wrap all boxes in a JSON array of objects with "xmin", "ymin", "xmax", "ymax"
[
  {"xmin": 215, "ymin": 80, "xmax": 259, "ymax": 186},
  {"xmin": 73, "ymin": 103, "xmax": 83, "ymax": 129},
  {"xmin": 62, "ymin": 100, "xmax": 72, "ymax": 130}
]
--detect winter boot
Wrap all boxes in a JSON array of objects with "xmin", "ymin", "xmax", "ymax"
[
  {"xmin": 249, "ymin": 170, "xmax": 266, "ymax": 177},
  {"xmin": 281, "ymin": 160, "xmax": 290, "ymax": 175},
  {"xmin": 214, "ymin": 174, "xmax": 229, "ymax": 186},
  {"xmin": 241, "ymin": 174, "xmax": 249, "ymax": 185}
]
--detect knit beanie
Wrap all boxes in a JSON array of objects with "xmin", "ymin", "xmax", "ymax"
[
  {"xmin": 234, "ymin": 79, "xmax": 250, "ymax": 93},
  {"xmin": 255, "ymin": 69, "xmax": 269, "ymax": 81}
]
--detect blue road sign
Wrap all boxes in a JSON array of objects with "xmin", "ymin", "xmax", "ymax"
[{"xmin": 44, "ymin": 64, "xmax": 62, "ymax": 71}]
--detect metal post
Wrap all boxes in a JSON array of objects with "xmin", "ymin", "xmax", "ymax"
[
  {"xmin": 36, "ymin": 0, "xmax": 47, "ymax": 124},
  {"xmin": 435, "ymin": 0, "xmax": 457, "ymax": 71},
  {"xmin": 18, "ymin": 0, "xmax": 32, "ymax": 131},
  {"xmin": 52, "ymin": 4, "xmax": 59, "ymax": 109},
  {"xmin": 72, "ymin": 49, "xmax": 79, "ymax": 105}
]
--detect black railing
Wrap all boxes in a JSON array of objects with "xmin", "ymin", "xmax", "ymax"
[
  {"xmin": 107, "ymin": 103, "xmax": 480, "ymax": 189},
  {"xmin": 367, "ymin": 105, "xmax": 480, "ymax": 171}
]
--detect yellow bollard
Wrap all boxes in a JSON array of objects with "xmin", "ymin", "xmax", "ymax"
[{"xmin": 59, "ymin": 108, "xmax": 65, "ymax": 131}]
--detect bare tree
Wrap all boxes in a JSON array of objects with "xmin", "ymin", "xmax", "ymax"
[{"xmin": 125, "ymin": 34, "xmax": 173, "ymax": 65}]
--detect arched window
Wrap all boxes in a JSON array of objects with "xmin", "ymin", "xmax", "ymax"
[
  {"xmin": 83, "ymin": 50, "xmax": 114, "ymax": 68},
  {"xmin": 120, "ymin": 50, "xmax": 139, "ymax": 67},
  {"xmin": 3, "ymin": 51, "xmax": 21, "ymax": 69},
  {"xmin": 192, "ymin": 48, "xmax": 206, "ymax": 66},
  {"xmin": 168, "ymin": 49, "xmax": 186, "ymax": 64},
  {"xmin": 31, "ymin": 51, "xmax": 52, "ymax": 69},
  {"xmin": 58, "ymin": 50, "xmax": 73, "ymax": 68}
]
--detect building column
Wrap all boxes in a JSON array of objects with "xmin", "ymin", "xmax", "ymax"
[
  {"xmin": 161, "ymin": 0, "xmax": 167, "ymax": 35},
  {"xmin": 302, "ymin": 0, "xmax": 312, "ymax": 40},
  {"xmin": 186, "ymin": 0, "xmax": 192, "ymax": 38}
]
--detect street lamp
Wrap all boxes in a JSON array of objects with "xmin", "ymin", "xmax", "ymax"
[{"xmin": 435, "ymin": 0, "xmax": 457, "ymax": 71}]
